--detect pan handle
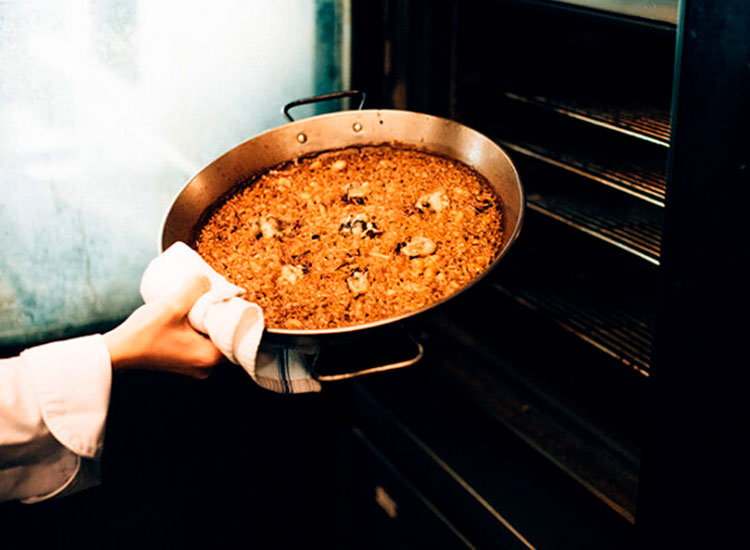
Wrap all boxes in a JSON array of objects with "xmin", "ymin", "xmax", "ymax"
[
  {"xmin": 313, "ymin": 332, "xmax": 424, "ymax": 382},
  {"xmin": 283, "ymin": 90, "xmax": 366, "ymax": 122}
]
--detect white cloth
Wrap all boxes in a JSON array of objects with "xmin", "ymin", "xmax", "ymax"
[
  {"xmin": 1, "ymin": 335, "xmax": 111, "ymax": 503},
  {"xmin": 255, "ymin": 342, "xmax": 323, "ymax": 394},
  {"xmin": 140, "ymin": 242, "xmax": 321, "ymax": 393}
]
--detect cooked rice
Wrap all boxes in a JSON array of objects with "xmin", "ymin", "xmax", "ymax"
[{"xmin": 193, "ymin": 143, "xmax": 504, "ymax": 329}]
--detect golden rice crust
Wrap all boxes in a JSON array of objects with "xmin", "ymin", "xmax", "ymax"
[{"xmin": 194, "ymin": 144, "xmax": 504, "ymax": 330}]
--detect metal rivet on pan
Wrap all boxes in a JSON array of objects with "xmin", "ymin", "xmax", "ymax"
[
  {"xmin": 353, "ymin": 122, "xmax": 362, "ymax": 132},
  {"xmin": 297, "ymin": 133, "xmax": 307, "ymax": 143}
]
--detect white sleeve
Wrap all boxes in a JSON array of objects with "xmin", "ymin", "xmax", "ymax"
[{"xmin": 0, "ymin": 334, "xmax": 112, "ymax": 503}]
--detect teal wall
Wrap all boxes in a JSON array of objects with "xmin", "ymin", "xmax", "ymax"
[{"xmin": 0, "ymin": 0, "xmax": 348, "ymax": 346}]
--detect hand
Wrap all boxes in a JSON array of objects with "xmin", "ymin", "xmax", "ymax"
[{"xmin": 103, "ymin": 275, "xmax": 224, "ymax": 378}]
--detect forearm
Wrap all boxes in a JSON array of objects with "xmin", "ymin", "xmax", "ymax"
[
  {"xmin": 1, "ymin": 335, "xmax": 111, "ymax": 502},
  {"xmin": 1, "ymin": 275, "xmax": 223, "ymax": 503}
]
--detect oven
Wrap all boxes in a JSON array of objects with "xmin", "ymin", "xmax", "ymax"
[{"xmin": 339, "ymin": 1, "xmax": 750, "ymax": 548}]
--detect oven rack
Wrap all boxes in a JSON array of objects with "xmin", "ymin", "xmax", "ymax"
[
  {"xmin": 499, "ymin": 138, "xmax": 667, "ymax": 206},
  {"xmin": 417, "ymin": 311, "xmax": 642, "ymax": 524},
  {"xmin": 529, "ymin": 0, "xmax": 679, "ymax": 27},
  {"xmin": 502, "ymin": 90, "xmax": 671, "ymax": 147},
  {"xmin": 526, "ymin": 190, "xmax": 663, "ymax": 265},
  {"xmin": 490, "ymin": 280, "xmax": 654, "ymax": 376}
]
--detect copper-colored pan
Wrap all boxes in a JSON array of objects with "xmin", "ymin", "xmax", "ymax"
[{"xmin": 160, "ymin": 92, "xmax": 524, "ymax": 380}]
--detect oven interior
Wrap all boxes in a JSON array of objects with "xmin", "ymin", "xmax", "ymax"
[{"xmin": 340, "ymin": 1, "xmax": 678, "ymax": 547}]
